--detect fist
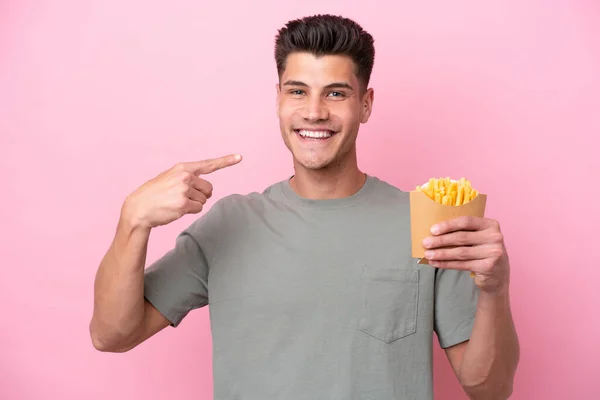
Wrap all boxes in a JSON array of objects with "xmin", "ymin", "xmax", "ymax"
[{"xmin": 122, "ymin": 154, "xmax": 242, "ymax": 228}]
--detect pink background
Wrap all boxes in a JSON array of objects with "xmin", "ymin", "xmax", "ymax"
[{"xmin": 1, "ymin": 1, "xmax": 598, "ymax": 399}]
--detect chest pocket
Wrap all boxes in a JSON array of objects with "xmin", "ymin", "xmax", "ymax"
[{"xmin": 358, "ymin": 267, "xmax": 420, "ymax": 344}]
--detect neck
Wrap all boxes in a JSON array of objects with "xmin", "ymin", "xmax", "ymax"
[{"xmin": 289, "ymin": 152, "xmax": 366, "ymax": 200}]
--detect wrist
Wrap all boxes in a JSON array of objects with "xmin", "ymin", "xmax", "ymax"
[
  {"xmin": 114, "ymin": 206, "xmax": 151, "ymax": 255},
  {"xmin": 478, "ymin": 285, "xmax": 510, "ymax": 311},
  {"xmin": 120, "ymin": 197, "xmax": 151, "ymax": 233}
]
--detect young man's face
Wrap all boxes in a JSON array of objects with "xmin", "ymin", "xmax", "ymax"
[{"xmin": 276, "ymin": 52, "xmax": 374, "ymax": 171}]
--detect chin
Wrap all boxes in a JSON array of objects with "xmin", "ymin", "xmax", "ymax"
[
  {"xmin": 294, "ymin": 153, "xmax": 338, "ymax": 171},
  {"xmin": 297, "ymin": 161, "xmax": 330, "ymax": 171}
]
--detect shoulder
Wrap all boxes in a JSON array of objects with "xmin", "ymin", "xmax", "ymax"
[
  {"xmin": 200, "ymin": 179, "xmax": 288, "ymax": 217},
  {"xmin": 366, "ymin": 175, "xmax": 409, "ymax": 205},
  {"xmin": 369, "ymin": 175, "xmax": 405, "ymax": 194},
  {"xmin": 183, "ymin": 181, "xmax": 284, "ymax": 239}
]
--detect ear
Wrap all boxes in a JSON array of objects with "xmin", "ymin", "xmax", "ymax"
[{"xmin": 360, "ymin": 88, "xmax": 375, "ymax": 124}]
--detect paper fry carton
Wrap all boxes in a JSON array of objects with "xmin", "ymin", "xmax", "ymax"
[{"xmin": 409, "ymin": 183, "xmax": 487, "ymax": 265}]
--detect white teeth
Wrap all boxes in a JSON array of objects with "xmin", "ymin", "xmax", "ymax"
[{"xmin": 298, "ymin": 130, "xmax": 332, "ymax": 139}]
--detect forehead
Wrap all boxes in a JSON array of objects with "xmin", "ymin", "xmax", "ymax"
[{"xmin": 281, "ymin": 52, "xmax": 359, "ymax": 86}]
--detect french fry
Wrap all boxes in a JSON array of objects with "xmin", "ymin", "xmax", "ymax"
[
  {"xmin": 415, "ymin": 177, "xmax": 479, "ymax": 206},
  {"xmin": 414, "ymin": 177, "xmax": 482, "ymax": 277}
]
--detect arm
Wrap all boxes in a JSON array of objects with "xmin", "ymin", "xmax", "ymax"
[
  {"xmin": 424, "ymin": 216, "xmax": 520, "ymax": 399},
  {"xmin": 89, "ymin": 154, "xmax": 242, "ymax": 352},
  {"xmin": 445, "ymin": 289, "xmax": 519, "ymax": 399},
  {"xmin": 89, "ymin": 211, "xmax": 170, "ymax": 353}
]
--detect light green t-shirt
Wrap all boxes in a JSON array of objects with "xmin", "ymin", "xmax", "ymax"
[{"xmin": 144, "ymin": 174, "xmax": 478, "ymax": 399}]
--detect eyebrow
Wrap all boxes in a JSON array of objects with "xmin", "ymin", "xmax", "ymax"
[{"xmin": 282, "ymin": 80, "xmax": 354, "ymax": 91}]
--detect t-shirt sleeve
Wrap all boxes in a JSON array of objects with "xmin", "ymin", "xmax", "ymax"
[
  {"xmin": 433, "ymin": 268, "xmax": 480, "ymax": 348},
  {"xmin": 143, "ymin": 199, "xmax": 226, "ymax": 327}
]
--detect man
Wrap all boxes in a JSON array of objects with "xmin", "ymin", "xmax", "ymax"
[{"xmin": 90, "ymin": 14, "xmax": 519, "ymax": 400}]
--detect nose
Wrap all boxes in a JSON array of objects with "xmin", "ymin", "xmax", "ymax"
[{"xmin": 302, "ymin": 96, "xmax": 329, "ymax": 122}]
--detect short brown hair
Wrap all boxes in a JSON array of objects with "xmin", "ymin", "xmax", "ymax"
[{"xmin": 274, "ymin": 14, "xmax": 375, "ymax": 90}]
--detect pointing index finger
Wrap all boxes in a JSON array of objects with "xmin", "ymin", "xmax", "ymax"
[{"xmin": 192, "ymin": 153, "xmax": 242, "ymax": 175}]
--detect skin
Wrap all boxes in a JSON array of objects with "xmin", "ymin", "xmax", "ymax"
[
  {"xmin": 276, "ymin": 52, "xmax": 374, "ymax": 199},
  {"xmin": 423, "ymin": 217, "xmax": 520, "ymax": 399},
  {"xmin": 89, "ymin": 156, "xmax": 241, "ymax": 352},
  {"xmin": 90, "ymin": 50, "xmax": 519, "ymax": 399},
  {"xmin": 276, "ymin": 52, "xmax": 519, "ymax": 398}
]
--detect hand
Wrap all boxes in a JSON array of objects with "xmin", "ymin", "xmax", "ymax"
[
  {"xmin": 421, "ymin": 216, "xmax": 510, "ymax": 294},
  {"xmin": 122, "ymin": 154, "xmax": 242, "ymax": 229}
]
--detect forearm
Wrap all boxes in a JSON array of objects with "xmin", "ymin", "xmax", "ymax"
[
  {"xmin": 459, "ymin": 288, "xmax": 520, "ymax": 399},
  {"xmin": 90, "ymin": 208, "xmax": 151, "ymax": 349}
]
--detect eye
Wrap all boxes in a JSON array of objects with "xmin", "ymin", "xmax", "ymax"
[
  {"xmin": 328, "ymin": 91, "xmax": 345, "ymax": 98},
  {"xmin": 289, "ymin": 89, "xmax": 305, "ymax": 96}
]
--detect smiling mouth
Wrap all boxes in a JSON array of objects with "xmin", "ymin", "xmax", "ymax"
[{"xmin": 294, "ymin": 129, "xmax": 336, "ymax": 140}]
